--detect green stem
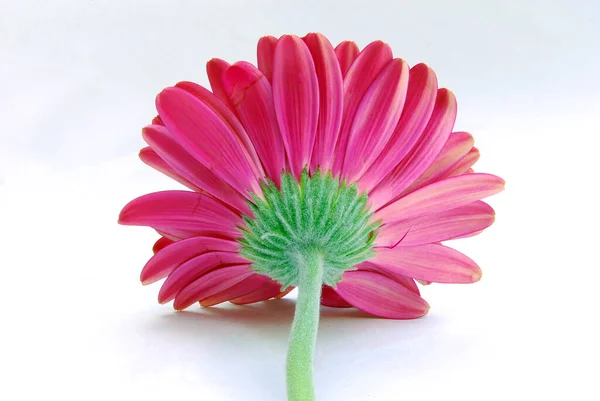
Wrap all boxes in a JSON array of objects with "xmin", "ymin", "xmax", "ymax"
[{"xmin": 287, "ymin": 249, "xmax": 324, "ymax": 401}]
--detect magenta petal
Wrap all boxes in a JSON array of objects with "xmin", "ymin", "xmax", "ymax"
[
  {"xmin": 272, "ymin": 35, "xmax": 319, "ymax": 179},
  {"xmin": 334, "ymin": 41, "xmax": 360, "ymax": 77},
  {"xmin": 376, "ymin": 173, "xmax": 505, "ymax": 224},
  {"xmin": 335, "ymin": 271, "xmax": 430, "ymax": 319},
  {"xmin": 118, "ymin": 190, "xmax": 242, "ymax": 238},
  {"xmin": 156, "ymin": 87, "xmax": 263, "ymax": 196},
  {"xmin": 257, "ymin": 35, "xmax": 278, "ymax": 82},
  {"xmin": 341, "ymin": 58, "xmax": 409, "ymax": 182},
  {"xmin": 139, "ymin": 147, "xmax": 203, "ymax": 192},
  {"xmin": 369, "ymin": 88, "xmax": 457, "ymax": 210},
  {"xmin": 158, "ymin": 253, "xmax": 250, "ymax": 304},
  {"xmin": 303, "ymin": 33, "xmax": 344, "ymax": 173},
  {"xmin": 229, "ymin": 280, "xmax": 282, "ymax": 305},
  {"xmin": 173, "ymin": 264, "xmax": 254, "ymax": 310},
  {"xmin": 142, "ymin": 125, "xmax": 250, "ymax": 214},
  {"xmin": 175, "ymin": 81, "xmax": 264, "ymax": 180},
  {"xmin": 359, "ymin": 64, "xmax": 438, "ymax": 192},
  {"xmin": 152, "ymin": 236, "xmax": 174, "ymax": 254},
  {"xmin": 141, "ymin": 236, "xmax": 239, "ymax": 285},
  {"xmin": 376, "ymin": 201, "xmax": 495, "ymax": 248},
  {"xmin": 321, "ymin": 285, "xmax": 353, "ymax": 308},
  {"xmin": 373, "ymin": 243, "xmax": 482, "ymax": 283},
  {"xmin": 332, "ymin": 41, "xmax": 393, "ymax": 176},
  {"xmin": 206, "ymin": 58, "xmax": 234, "ymax": 111},
  {"xmin": 355, "ymin": 261, "xmax": 420, "ymax": 294},
  {"xmin": 222, "ymin": 61, "xmax": 286, "ymax": 186},
  {"xmin": 200, "ymin": 274, "xmax": 271, "ymax": 307}
]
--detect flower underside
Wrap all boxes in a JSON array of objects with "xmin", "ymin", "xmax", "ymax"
[{"xmin": 239, "ymin": 169, "xmax": 380, "ymax": 288}]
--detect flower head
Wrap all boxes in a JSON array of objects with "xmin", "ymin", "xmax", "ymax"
[{"xmin": 119, "ymin": 32, "xmax": 504, "ymax": 400}]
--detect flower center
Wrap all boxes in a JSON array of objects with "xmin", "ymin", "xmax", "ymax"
[{"xmin": 238, "ymin": 169, "xmax": 380, "ymax": 288}]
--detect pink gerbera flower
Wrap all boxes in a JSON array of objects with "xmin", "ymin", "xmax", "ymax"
[{"xmin": 119, "ymin": 33, "xmax": 504, "ymax": 400}]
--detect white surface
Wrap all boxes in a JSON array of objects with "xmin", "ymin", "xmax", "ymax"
[{"xmin": 1, "ymin": 0, "xmax": 599, "ymax": 400}]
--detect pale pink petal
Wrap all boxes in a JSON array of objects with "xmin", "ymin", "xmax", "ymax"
[
  {"xmin": 355, "ymin": 261, "xmax": 419, "ymax": 294},
  {"xmin": 158, "ymin": 253, "xmax": 250, "ymax": 304},
  {"xmin": 376, "ymin": 173, "xmax": 505, "ymax": 224},
  {"xmin": 303, "ymin": 33, "xmax": 344, "ymax": 173},
  {"xmin": 173, "ymin": 264, "xmax": 254, "ymax": 310},
  {"xmin": 358, "ymin": 64, "xmax": 438, "ymax": 192},
  {"xmin": 156, "ymin": 87, "xmax": 262, "ymax": 196},
  {"xmin": 332, "ymin": 41, "xmax": 393, "ymax": 176},
  {"xmin": 399, "ymin": 131, "xmax": 474, "ymax": 197},
  {"xmin": 142, "ymin": 125, "xmax": 250, "ymax": 214},
  {"xmin": 341, "ymin": 58, "xmax": 409, "ymax": 182},
  {"xmin": 200, "ymin": 274, "xmax": 272, "ymax": 307},
  {"xmin": 175, "ymin": 81, "xmax": 264, "ymax": 179},
  {"xmin": 334, "ymin": 41, "xmax": 359, "ymax": 77},
  {"xmin": 230, "ymin": 280, "xmax": 283, "ymax": 305},
  {"xmin": 272, "ymin": 35, "xmax": 319, "ymax": 178},
  {"xmin": 141, "ymin": 236, "xmax": 240, "ymax": 285},
  {"xmin": 372, "ymin": 243, "xmax": 482, "ymax": 283},
  {"xmin": 335, "ymin": 271, "xmax": 429, "ymax": 319},
  {"xmin": 257, "ymin": 35, "xmax": 278, "ymax": 82},
  {"xmin": 206, "ymin": 58, "xmax": 234, "ymax": 110},
  {"xmin": 152, "ymin": 236, "xmax": 173, "ymax": 254},
  {"xmin": 139, "ymin": 147, "xmax": 202, "ymax": 192},
  {"xmin": 447, "ymin": 148, "xmax": 480, "ymax": 177},
  {"xmin": 369, "ymin": 88, "xmax": 457, "ymax": 210},
  {"xmin": 376, "ymin": 201, "xmax": 495, "ymax": 248},
  {"xmin": 222, "ymin": 61, "xmax": 286, "ymax": 185},
  {"xmin": 118, "ymin": 190, "xmax": 242, "ymax": 238},
  {"xmin": 320, "ymin": 285, "xmax": 352, "ymax": 308}
]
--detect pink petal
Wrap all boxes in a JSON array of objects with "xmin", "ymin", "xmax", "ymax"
[
  {"xmin": 230, "ymin": 280, "xmax": 283, "ymax": 305},
  {"xmin": 139, "ymin": 147, "xmax": 202, "ymax": 192},
  {"xmin": 173, "ymin": 264, "xmax": 254, "ymax": 310},
  {"xmin": 222, "ymin": 61, "xmax": 286, "ymax": 185},
  {"xmin": 320, "ymin": 285, "xmax": 352, "ymax": 308},
  {"xmin": 257, "ymin": 35, "xmax": 278, "ymax": 82},
  {"xmin": 341, "ymin": 58, "xmax": 409, "ymax": 182},
  {"xmin": 369, "ymin": 88, "xmax": 457, "ymax": 210},
  {"xmin": 206, "ymin": 58, "xmax": 234, "ymax": 110},
  {"xmin": 372, "ymin": 243, "xmax": 482, "ymax": 283},
  {"xmin": 447, "ymin": 147, "xmax": 480, "ymax": 177},
  {"xmin": 159, "ymin": 253, "xmax": 250, "ymax": 304},
  {"xmin": 152, "ymin": 115, "xmax": 164, "ymax": 126},
  {"xmin": 399, "ymin": 131, "xmax": 475, "ymax": 197},
  {"xmin": 272, "ymin": 35, "xmax": 319, "ymax": 178},
  {"xmin": 332, "ymin": 41, "xmax": 393, "ymax": 176},
  {"xmin": 142, "ymin": 125, "xmax": 250, "ymax": 214},
  {"xmin": 376, "ymin": 173, "xmax": 505, "ymax": 224},
  {"xmin": 334, "ymin": 41, "xmax": 359, "ymax": 77},
  {"xmin": 376, "ymin": 201, "xmax": 495, "ymax": 247},
  {"xmin": 141, "ymin": 236, "xmax": 240, "ymax": 285},
  {"xmin": 156, "ymin": 87, "xmax": 262, "ymax": 196},
  {"xmin": 175, "ymin": 81, "xmax": 264, "ymax": 180},
  {"xmin": 303, "ymin": 33, "xmax": 344, "ymax": 173},
  {"xmin": 152, "ymin": 236, "xmax": 173, "ymax": 254},
  {"xmin": 118, "ymin": 190, "xmax": 242, "ymax": 238},
  {"xmin": 335, "ymin": 270, "xmax": 430, "ymax": 319},
  {"xmin": 358, "ymin": 64, "xmax": 438, "ymax": 192},
  {"xmin": 275, "ymin": 286, "xmax": 295, "ymax": 299},
  {"xmin": 200, "ymin": 274, "xmax": 271, "ymax": 307},
  {"xmin": 355, "ymin": 261, "xmax": 419, "ymax": 294}
]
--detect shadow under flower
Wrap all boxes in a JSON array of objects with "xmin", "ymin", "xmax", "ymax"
[{"xmin": 124, "ymin": 298, "xmax": 462, "ymax": 400}]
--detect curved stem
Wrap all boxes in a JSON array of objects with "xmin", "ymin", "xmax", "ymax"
[{"xmin": 287, "ymin": 249, "xmax": 324, "ymax": 401}]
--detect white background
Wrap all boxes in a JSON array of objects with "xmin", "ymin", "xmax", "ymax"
[{"xmin": 1, "ymin": 0, "xmax": 599, "ymax": 400}]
